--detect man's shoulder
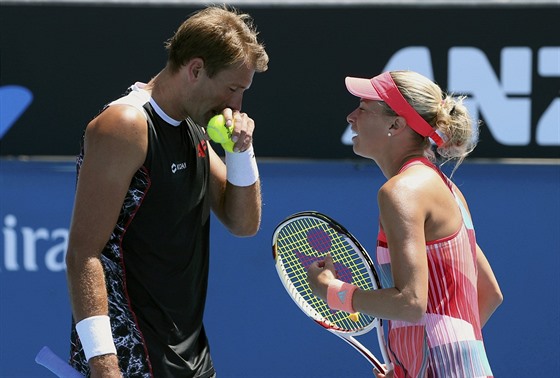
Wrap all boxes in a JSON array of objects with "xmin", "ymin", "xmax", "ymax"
[{"xmin": 108, "ymin": 82, "xmax": 150, "ymax": 119}]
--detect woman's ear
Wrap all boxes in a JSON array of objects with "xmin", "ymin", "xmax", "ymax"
[
  {"xmin": 392, "ymin": 116, "xmax": 407, "ymax": 131},
  {"xmin": 387, "ymin": 116, "xmax": 406, "ymax": 136}
]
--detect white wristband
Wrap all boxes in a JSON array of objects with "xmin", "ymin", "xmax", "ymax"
[
  {"xmin": 225, "ymin": 145, "xmax": 259, "ymax": 187},
  {"xmin": 75, "ymin": 315, "xmax": 117, "ymax": 361}
]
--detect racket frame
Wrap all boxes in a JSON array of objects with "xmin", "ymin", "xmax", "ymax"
[{"xmin": 272, "ymin": 211, "xmax": 392, "ymax": 374}]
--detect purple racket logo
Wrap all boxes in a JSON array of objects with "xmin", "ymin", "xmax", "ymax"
[
  {"xmin": 294, "ymin": 227, "xmax": 353, "ymax": 284},
  {"xmin": 307, "ymin": 228, "xmax": 332, "ymax": 253}
]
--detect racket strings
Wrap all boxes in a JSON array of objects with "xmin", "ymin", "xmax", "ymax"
[{"xmin": 276, "ymin": 217, "xmax": 376, "ymax": 332}]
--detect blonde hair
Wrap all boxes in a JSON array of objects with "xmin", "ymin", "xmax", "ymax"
[
  {"xmin": 165, "ymin": 5, "xmax": 269, "ymax": 77},
  {"xmin": 380, "ymin": 70, "xmax": 479, "ymax": 173}
]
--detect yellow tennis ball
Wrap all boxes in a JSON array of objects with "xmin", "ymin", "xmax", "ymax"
[
  {"xmin": 221, "ymin": 139, "xmax": 235, "ymax": 153},
  {"xmin": 207, "ymin": 115, "xmax": 231, "ymax": 143},
  {"xmin": 348, "ymin": 312, "xmax": 360, "ymax": 322},
  {"xmin": 207, "ymin": 115, "xmax": 234, "ymax": 152}
]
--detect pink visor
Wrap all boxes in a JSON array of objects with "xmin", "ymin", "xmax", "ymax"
[{"xmin": 345, "ymin": 72, "xmax": 444, "ymax": 147}]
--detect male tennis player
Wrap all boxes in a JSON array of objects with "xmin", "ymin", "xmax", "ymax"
[{"xmin": 65, "ymin": 6, "xmax": 268, "ymax": 377}]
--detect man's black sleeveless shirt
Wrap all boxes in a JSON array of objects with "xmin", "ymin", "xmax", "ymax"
[{"xmin": 70, "ymin": 83, "xmax": 214, "ymax": 378}]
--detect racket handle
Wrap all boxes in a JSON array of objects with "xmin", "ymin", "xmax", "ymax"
[
  {"xmin": 375, "ymin": 320, "xmax": 394, "ymax": 372},
  {"xmin": 35, "ymin": 346, "xmax": 84, "ymax": 378}
]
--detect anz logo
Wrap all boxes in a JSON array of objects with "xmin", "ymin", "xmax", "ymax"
[
  {"xmin": 0, "ymin": 85, "xmax": 33, "ymax": 139},
  {"xmin": 342, "ymin": 46, "xmax": 560, "ymax": 147},
  {"xmin": 171, "ymin": 162, "xmax": 187, "ymax": 174}
]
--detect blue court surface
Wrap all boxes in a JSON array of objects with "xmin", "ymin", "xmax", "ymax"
[{"xmin": 1, "ymin": 158, "xmax": 558, "ymax": 377}]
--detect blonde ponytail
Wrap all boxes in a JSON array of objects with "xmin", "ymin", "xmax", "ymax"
[{"xmin": 389, "ymin": 71, "xmax": 480, "ymax": 173}]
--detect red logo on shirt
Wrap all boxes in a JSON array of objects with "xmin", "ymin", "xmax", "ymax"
[{"xmin": 197, "ymin": 140, "xmax": 208, "ymax": 158}]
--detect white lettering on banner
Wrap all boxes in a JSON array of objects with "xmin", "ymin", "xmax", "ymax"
[
  {"xmin": 2, "ymin": 214, "xmax": 68, "ymax": 272},
  {"xmin": 537, "ymin": 47, "xmax": 560, "ymax": 145},
  {"xmin": 450, "ymin": 47, "xmax": 532, "ymax": 145},
  {"xmin": 341, "ymin": 46, "xmax": 560, "ymax": 146}
]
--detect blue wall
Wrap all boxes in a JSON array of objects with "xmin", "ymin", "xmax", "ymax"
[{"xmin": 1, "ymin": 159, "xmax": 559, "ymax": 377}]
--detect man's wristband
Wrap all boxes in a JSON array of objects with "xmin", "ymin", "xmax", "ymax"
[
  {"xmin": 75, "ymin": 315, "xmax": 117, "ymax": 361},
  {"xmin": 327, "ymin": 279, "xmax": 358, "ymax": 313},
  {"xmin": 225, "ymin": 145, "xmax": 259, "ymax": 187}
]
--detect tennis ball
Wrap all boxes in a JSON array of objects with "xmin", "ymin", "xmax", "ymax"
[
  {"xmin": 222, "ymin": 139, "xmax": 235, "ymax": 153},
  {"xmin": 348, "ymin": 312, "xmax": 360, "ymax": 322},
  {"xmin": 207, "ymin": 115, "xmax": 230, "ymax": 143},
  {"xmin": 207, "ymin": 114, "xmax": 235, "ymax": 152}
]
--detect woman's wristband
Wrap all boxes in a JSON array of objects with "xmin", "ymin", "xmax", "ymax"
[
  {"xmin": 327, "ymin": 279, "xmax": 358, "ymax": 313},
  {"xmin": 225, "ymin": 145, "xmax": 259, "ymax": 187},
  {"xmin": 75, "ymin": 315, "xmax": 117, "ymax": 361}
]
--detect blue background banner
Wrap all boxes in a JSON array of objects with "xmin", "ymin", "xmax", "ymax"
[
  {"xmin": 1, "ymin": 2, "xmax": 559, "ymax": 376},
  {"xmin": 1, "ymin": 159, "xmax": 559, "ymax": 377}
]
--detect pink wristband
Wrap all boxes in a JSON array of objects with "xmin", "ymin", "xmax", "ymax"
[{"xmin": 327, "ymin": 279, "xmax": 358, "ymax": 313}]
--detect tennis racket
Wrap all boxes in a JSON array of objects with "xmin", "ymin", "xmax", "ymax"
[
  {"xmin": 272, "ymin": 211, "xmax": 392, "ymax": 374},
  {"xmin": 35, "ymin": 346, "xmax": 84, "ymax": 378}
]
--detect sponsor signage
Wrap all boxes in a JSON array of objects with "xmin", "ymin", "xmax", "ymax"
[{"xmin": 1, "ymin": 4, "xmax": 558, "ymax": 159}]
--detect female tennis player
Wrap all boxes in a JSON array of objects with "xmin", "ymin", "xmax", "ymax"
[{"xmin": 307, "ymin": 71, "xmax": 503, "ymax": 377}]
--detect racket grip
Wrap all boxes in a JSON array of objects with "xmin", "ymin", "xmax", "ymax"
[{"xmin": 35, "ymin": 346, "xmax": 84, "ymax": 378}]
